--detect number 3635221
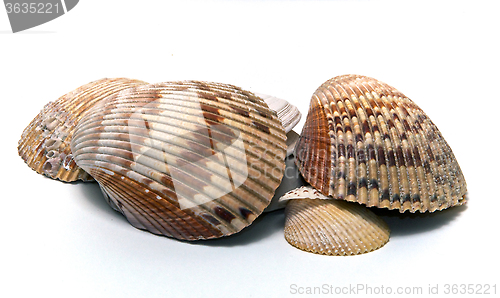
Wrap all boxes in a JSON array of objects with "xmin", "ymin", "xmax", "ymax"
[{"xmin": 5, "ymin": 2, "xmax": 60, "ymax": 14}]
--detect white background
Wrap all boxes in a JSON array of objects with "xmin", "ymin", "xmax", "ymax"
[{"xmin": 1, "ymin": 1, "xmax": 499, "ymax": 297}]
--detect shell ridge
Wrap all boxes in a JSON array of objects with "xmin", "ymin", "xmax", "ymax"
[
  {"xmin": 72, "ymin": 125, "xmax": 284, "ymax": 187},
  {"xmin": 330, "ymin": 79, "xmax": 383, "ymax": 205},
  {"xmin": 72, "ymin": 105, "xmax": 284, "ymax": 164},
  {"xmin": 73, "ymin": 102, "xmax": 286, "ymax": 161},
  {"xmin": 375, "ymin": 92, "xmax": 409, "ymax": 209},
  {"xmin": 367, "ymin": 81, "xmax": 430, "ymax": 212},
  {"xmin": 384, "ymin": 96, "xmax": 427, "ymax": 211},
  {"xmin": 423, "ymin": 118, "xmax": 457, "ymax": 210},
  {"xmin": 386, "ymin": 97, "xmax": 430, "ymax": 213},
  {"xmin": 152, "ymin": 81, "xmax": 276, "ymax": 119},
  {"xmin": 311, "ymin": 89, "xmax": 335, "ymax": 195},
  {"xmin": 359, "ymin": 80, "xmax": 402, "ymax": 210},
  {"xmin": 320, "ymin": 86, "xmax": 342, "ymax": 198},
  {"xmin": 401, "ymin": 101, "xmax": 436, "ymax": 211},
  {"xmin": 348, "ymin": 89, "xmax": 378, "ymax": 205},
  {"xmin": 348, "ymin": 79, "xmax": 386, "ymax": 207},
  {"xmin": 371, "ymin": 92, "xmax": 403, "ymax": 209},
  {"xmin": 316, "ymin": 89, "xmax": 336, "ymax": 195},
  {"xmin": 411, "ymin": 108, "xmax": 453, "ymax": 211},
  {"xmin": 92, "ymin": 166, "xmax": 233, "ymax": 239},
  {"xmin": 74, "ymin": 152, "xmax": 271, "ymax": 220},
  {"xmin": 99, "ymin": 180, "xmax": 205, "ymax": 239},
  {"xmin": 63, "ymin": 82, "xmax": 144, "ymax": 114},
  {"xmin": 326, "ymin": 82, "xmax": 358, "ymax": 203},
  {"xmin": 97, "ymin": 175, "xmax": 181, "ymax": 236},
  {"xmin": 125, "ymin": 89, "xmax": 285, "ymax": 136},
  {"xmin": 74, "ymin": 134, "xmax": 282, "ymax": 197}
]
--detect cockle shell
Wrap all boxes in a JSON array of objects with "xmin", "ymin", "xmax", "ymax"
[
  {"xmin": 281, "ymin": 186, "xmax": 390, "ymax": 256},
  {"xmin": 18, "ymin": 78, "xmax": 148, "ymax": 182},
  {"xmin": 70, "ymin": 81, "xmax": 287, "ymax": 240},
  {"xmin": 295, "ymin": 74, "xmax": 467, "ymax": 213},
  {"xmin": 256, "ymin": 93, "xmax": 301, "ymax": 133}
]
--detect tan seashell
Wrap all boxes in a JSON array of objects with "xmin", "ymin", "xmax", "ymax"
[
  {"xmin": 281, "ymin": 186, "xmax": 390, "ymax": 256},
  {"xmin": 256, "ymin": 93, "xmax": 301, "ymax": 133},
  {"xmin": 295, "ymin": 74, "xmax": 467, "ymax": 213},
  {"xmin": 70, "ymin": 81, "xmax": 287, "ymax": 240},
  {"xmin": 18, "ymin": 78, "xmax": 148, "ymax": 182}
]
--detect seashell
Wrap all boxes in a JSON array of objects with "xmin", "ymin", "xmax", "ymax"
[
  {"xmin": 295, "ymin": 74, "xmax": 467, "ymax": 213},
  {"xmin": 18, "ymin": 78, "xmax": 148, "ymax": 182},
  {"xmin": 279, "ymin": 74, "xmax": 466, "ymax": 256},
  {"xmin": 280, "ymin": 186, "xmax": 390, "ymax": 256},
  {"xmin": 256, "ymin": 93, "xmax": 301, "ymax": 133},
  {"xmin": 285, "ymin": 130, "xmax": 300, "ymax": 157},
  {"xmin": 70, "ymin": 81, "xmax": 287, "ymax": 240}
]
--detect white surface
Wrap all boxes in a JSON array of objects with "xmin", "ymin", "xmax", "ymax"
[{"xmin": 1, "ymin": 1, "xmax": 499, "ymax": 297}]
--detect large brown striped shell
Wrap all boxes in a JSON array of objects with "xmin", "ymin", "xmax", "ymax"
[
  {"xmin": 70, "ymin": 81, "xmax": 287, "ymax": 240},
  {"xmin": 18, "ymin": 78, "xmax": 148, "ymax": 182},
  {"xmin": 295, "ymin": 75, "xmax": 467, "ymax": 213}
]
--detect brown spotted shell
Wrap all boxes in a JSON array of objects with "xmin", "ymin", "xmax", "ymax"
[
  {"xmin": 18, "ymin": 78, "xmax": 148, "ymax": 182},
  {"xmin": 295, "ymin": 74, "xmax": 467, "ymax": 213},
  {"xmin": 70, "ymin": 81, "xmax": 287, "ymax": 240}
]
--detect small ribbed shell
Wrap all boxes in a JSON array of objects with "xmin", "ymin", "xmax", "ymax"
[
  {"xmin": 18, "ymin": 78, "xmax": 148, "ymax": 182},
  {"xmin": 256, "ymin": 93, "xmax": 301, "ymax": 133},
  {"xmin": 71, "ymin": 81, "xmax": 287, "ymax": 240},
  {"xmin": 281, "ymin": 186, "xmax": 390, "ymax": 256},
  {"xmin": 295, "ymin": 75, "xmax": 467, "ymax": 213}
]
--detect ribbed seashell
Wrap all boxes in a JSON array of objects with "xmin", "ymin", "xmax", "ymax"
[
  {"xmin": 70, "ymin": 81, "xmax": 287, "ymax": 240},
  {"xmin": 281, "ymin": 186, "xmax": 390, "ymax": 256},
  {"xmin": 18, "ymin": 78, "xmax": 148, "ymax": 182},
  {"xmin": 295, "ymin": 75, "xmax": 467, "ymax": 213},
  {"xmin": 256, "ymin": 93, "xmax": 301, "ymax": 133}
]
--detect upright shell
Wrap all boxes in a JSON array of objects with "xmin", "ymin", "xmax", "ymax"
[
  {"xmin": 71, "ymin": 81, "xmax": 287, "ymax": 240},
  {"xmin": 295, "ymin": 74, "xmax": 467, "ymax": 213},
  {"xmin": 18, "ymin": 78, "xmax": 148, "ymax": 182}
]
